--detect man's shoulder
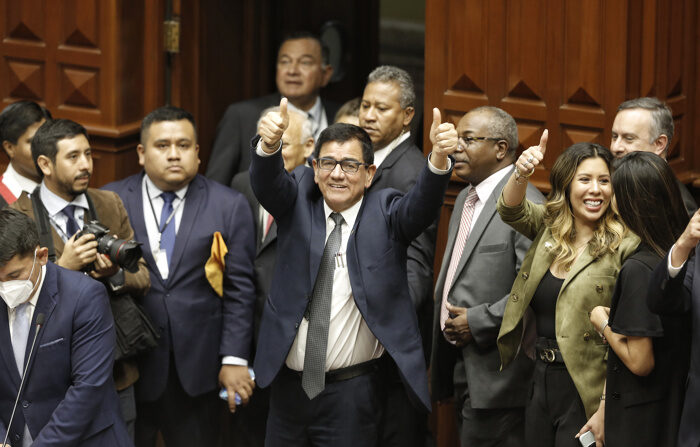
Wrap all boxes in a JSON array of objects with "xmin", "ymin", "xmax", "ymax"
[
  {"xmin": 9, "ymin": 191, "xmax": 32, "ymax": 214},
  {"xmin": 87, "ymin": 187, "xmax": 122, "ymax": 204},
  {"xmin": 102, "ymin": 173, "xmax": 141, "ymax": 195}
]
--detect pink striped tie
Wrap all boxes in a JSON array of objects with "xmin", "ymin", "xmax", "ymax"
[{"xmin": 440, "ymin": 188, "xmax": 479, "ymax": 332}]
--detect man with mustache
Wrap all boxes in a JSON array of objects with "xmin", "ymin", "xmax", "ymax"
[{"xmin": 10, "ymin": 118, "xmax": 150, "ymax": 438}]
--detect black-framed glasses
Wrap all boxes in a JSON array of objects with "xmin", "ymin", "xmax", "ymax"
[
  {"xmin": 459, "ymin": 136, "xmax": 502, "ymax": 147},
  {"xmin": 316, "ymin": 157, "xmax": 369, "ymax": 174}
]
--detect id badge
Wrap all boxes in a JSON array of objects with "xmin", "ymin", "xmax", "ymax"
[{"xmin": 154, "ymin": 247, "xmax": 169, "ymax": 279}]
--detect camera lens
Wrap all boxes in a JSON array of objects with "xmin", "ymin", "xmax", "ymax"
[{"xmin": 99, "ymin": 237, "xmax": 143, "ymax": 273}]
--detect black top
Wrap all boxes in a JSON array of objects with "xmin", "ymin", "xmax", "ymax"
[
  {"xmin": 605, "ymin": 245, "xmax": 690, "ymax": 447},
  {"xmin": 530, "ymin": 269, "xmax": 564, "ymax": 338}
]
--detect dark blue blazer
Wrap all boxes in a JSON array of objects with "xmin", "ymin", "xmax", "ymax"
[
  {"xmin": 249, "ymin": 142, "xmax": 452, "ymax": 411},
  {"xmin": 103, "ymin": 173, "xmax": 256, "ymax": 401},
  {"xmin": 0, "ymin": 262, "xmax": 131, "ymax": 446}
]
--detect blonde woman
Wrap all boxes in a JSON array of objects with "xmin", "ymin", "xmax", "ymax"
[{"xmin": 496, "ymin": 132, "xmax": 639, "ymax": 447}]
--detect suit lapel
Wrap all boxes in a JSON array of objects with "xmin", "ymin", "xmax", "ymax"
[
  {"xmin": 371, "ymin": 139, "xmax": 411, "ymax": 187},
  {"xmin": 167, "ymin": 176, "xmax": 205, "ymax": 284},
  {"xmin": 561, "ymin": 248, "xmax": 596, "ymax": 293},
  {"xmin": 24, "ymin": 264, "xmax": 58, "ymax": 381},
  {"xmin": 259, "ymin": 221, "xmax": 277, "ymax": 253},
  {"xmin": 308, "ymin": 198, "xmax": 326, "ymax": 288},
  {"xmin": 125, "ymin": 173, "xmax": 163, "ymax": 284}
]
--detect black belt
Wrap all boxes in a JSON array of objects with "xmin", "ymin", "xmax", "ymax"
[
  {"xmin": 535, "ymin": 338, "xmax": 565, "ymax": 363},
  {"xmin": 283, "ymin": 356, "xmax": 387, "ymax": 384}
]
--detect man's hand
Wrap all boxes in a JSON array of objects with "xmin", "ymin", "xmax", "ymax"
[
  {"xmin": 428, "ymin": 108, "xmax": 458, "ymax": 170},
  {"xmin": 576, "ymin": 401, "xmax": 605, "ymax": 447},
  {"xmin": 444, "ymin": 303, "xmax": 472, "ymax": 347},
  {"xmin": 56, "ymin": 233, "xmax": 98, "ymax": 271},
  {"xmin": 89, "ymin": 253, "xmax": 120, "ymax": 279},
  {"xmin": 258, "ymin": 97, "xmax": 289, "ymax": 153},
  {"xmin": 219, "ymin": 365, "xmax": 255, "ymax": 413},
  {"xmin": 671, "ymin": 209, "xmax": 700, "ymax": 268}
]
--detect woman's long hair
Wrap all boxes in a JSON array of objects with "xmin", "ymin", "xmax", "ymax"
[
  {"xmin": 612, "ymin": 151, "xmax": 689, "ymax": 257},
  {"xmin": 544, "ymin": 143, "xmax": 626, "ymax": 269}
]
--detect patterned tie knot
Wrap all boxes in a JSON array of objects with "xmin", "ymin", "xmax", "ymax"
[
  {"xmin": 62, "ymin": 204, "xmax": 76, "ymax": 218},
  {"xmin": 330, "ymin": 212, "xmax": 344, "ymax": 227},
  {"xmin": 161, "ymin": 191, "xmax": 176, "ymax": 205},
  {"xmin": 465, "ymin": 188, "xmax": 478, "ymax": 205}
]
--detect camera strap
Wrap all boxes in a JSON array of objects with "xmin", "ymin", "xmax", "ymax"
[{"xmin": 30, "ymin": 186, "xmax": 57, "ymax": 263}]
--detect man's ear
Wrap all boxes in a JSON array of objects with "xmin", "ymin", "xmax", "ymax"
[
  {"xmin": 320, "ymin": 64, "xmax": 334, "ymax": 87},
  {"xmin": 654, "ymin": 134, "xmax": 668, "ymax": 158},
  {"xmin": 495, "ymin": 141, "xmax": 508, "ymax": 161},
  {"xmin": 312, "ymin": 158, "xmax": 320, "ymax": 184},
  {"xmin": 36, "ymin": 246, "xmax": 49, "ymax": 266},
  {"xmin": 137, "ymin": 144, "xmax": 146, "ymax": 167},
  {"xmin": 303, "ymin": 139, "xmax": 314, "ymax": 158},
  {"xmin": 2, "ymin": 140, "xmax": 15, "ymax": 158},
  {"xmin": 36, "ymin": 155, "xmax": 53, "ymax": 177},
  {"xmin": 364, "ymin": 164, "xmax": 377, "ymax": 188},
  {"xmin": 402, "ymin": 107, "xmax": 415, "ymax": 128}
]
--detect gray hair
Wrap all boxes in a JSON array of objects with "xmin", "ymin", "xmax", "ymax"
[
  {"xmin": 469, "ymin": 106, "xmax": 519, "ymax": 160},
  {"xmin": 257, "ymin": 106, "xmax": 313, "ymax": 145},
  {"xmin": 617, "ymin": 97, "xmax": 674, "ymax": 152},
  {"xmin": 367, "ymin": 65, "xmax": 415, "ymax": 109}
]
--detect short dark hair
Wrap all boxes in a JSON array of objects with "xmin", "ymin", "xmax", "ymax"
[
  {"xmin": 279, "ymin": 31, "xmax": 329, "ymax": 66},
  {"xmin": 468, "ymin": 106, "xmax": 519, "ymax": 161},
  {"xmin": 367, "ymin": 66, "xmax": 415, "ymax": 109},
  {"xmin": 31, "ymin": 119, "xmax": 88, "ymax": 175},
  {"xmin": 617, "ymin": 97, "xmax": 674, "ymax": 153},
  {"xmin": 140, "ymin": 106, "xmax": 196, "ymax": 145},
  {"xmin": 313, "ymin": 123, "xmax": 373, "ymax": 165},
  {"xmin": 612, "ymin": 151, "xmax": 689, "ymax": 257},
  {"xmin": 0, "ymin": 208, "xmax": 39, "ymax": 267},
  {"xmin": 0, "ymin": 100, "xmax": 52, "ymax": 153}
]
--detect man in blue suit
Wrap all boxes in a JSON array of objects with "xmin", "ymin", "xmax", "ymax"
[
  {"xmin": 103, "ymin": 107, "xmax": 256, "ymax": 447},
  {"xmin": 250, "ymin": 98, "xmax": 458, "ymax": 446},
  {"xmin": 0, "ymin": 208, "xmax": 131, "ymax": 446}
]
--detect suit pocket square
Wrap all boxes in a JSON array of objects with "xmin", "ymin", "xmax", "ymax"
[{"xmin": 39, "ymin": 337, "xmax": 65, "ymax": 349}]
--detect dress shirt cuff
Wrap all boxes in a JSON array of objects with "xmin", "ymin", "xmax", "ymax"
[
  {"xmin": 427, "ymin": 152, "xmax": 452, "ymax": 174},
  {"xmin": 222, "ymin": 356, "xmax": 248, "ymax": 367},
  {"xmin": 667, "ymin": 244, "xmax": 686, "ymax": 278},
  {"xmin": 255, "ymin": 139, "xmax": 282, "ymax": 157}
]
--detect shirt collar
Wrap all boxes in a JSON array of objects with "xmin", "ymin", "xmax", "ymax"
[
  {"xmin": 322, "ymin": 197, "xmax": 363, "ymax": 231},
  {"xmin": 288, "ymin": 96, "xmax": 322, "ymax": 118},
  {"xmin": 373, "ymin": 131, "xmax": 411, "ymax": 168},
  {"xmin": 28, "ymin": 264, "xmax": 46, "ymax": 308},
  {"xmin": 143, "ymin": 174, "xmax": 188, "ymax": 201},
  {"xmin": 472, "ymin": 165, "xmax": 513, "ymax": 203},
  {"xmin": 4, "ymin": 163, "xmax": 38, "ymax": 195},
  {"xmin": 39, "ymin": 181, "xmax": 89, "ymax": 217}
]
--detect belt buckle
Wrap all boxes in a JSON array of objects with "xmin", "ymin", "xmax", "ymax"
[{"xmin": 540, "ymin": 348, "xmax": 556, "ymax": 363}]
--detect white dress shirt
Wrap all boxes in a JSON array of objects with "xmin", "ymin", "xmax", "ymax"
[
  {"xmin": 372, "ymin": 131, "xmax": 411, "ymax": 168},
  {"xmin": 1, "ymin": 163, "xmax": 38, "ymax": 200},
  {"xmin": 469, "ymin": 165, "xmax": 513, "ymax": 225},
  {"xmin": 39, "ymin": 182, "xmax": 89, "ymax": 242},
  {"xmin": 285, "ymin": 199, "xmax": 385, "ymax": 371}
]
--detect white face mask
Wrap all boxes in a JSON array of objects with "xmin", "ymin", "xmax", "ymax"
[{"xmin": 0, "ymin": 249, "xmax": 39, "ymax": 309}]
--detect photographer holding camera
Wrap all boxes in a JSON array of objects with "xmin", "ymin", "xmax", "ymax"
[{"xmin": 11, "ymin": 118, "xmax": 150, "ymax": 439}]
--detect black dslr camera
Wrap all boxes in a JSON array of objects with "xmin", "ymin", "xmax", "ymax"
[{"xmin": 76, "ymin": 221, "xmax": 143, "ymax": 273}]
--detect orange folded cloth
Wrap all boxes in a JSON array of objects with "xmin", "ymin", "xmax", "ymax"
[{"xmin": 205, "ymin": 231, "xmax": 228, "ymax": 297}]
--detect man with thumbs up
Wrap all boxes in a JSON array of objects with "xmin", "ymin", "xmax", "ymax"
[{"xmin": 250, "ymin": 98, "xmax": 456, "ymax": 447}]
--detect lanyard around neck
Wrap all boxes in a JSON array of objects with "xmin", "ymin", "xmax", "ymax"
[{"xmin": 145, "ymin": 181, "xmax": 183, "ymax": 234}]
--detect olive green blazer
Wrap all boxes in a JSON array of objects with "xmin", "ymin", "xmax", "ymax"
[{"xmin": 496, "ymin": 195, "xmax": 639, "ymax": 418}]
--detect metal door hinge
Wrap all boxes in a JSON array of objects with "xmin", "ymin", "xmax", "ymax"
[{"xmin": 164, "ymin": 18, "xmax": 180, "ymax": 53}]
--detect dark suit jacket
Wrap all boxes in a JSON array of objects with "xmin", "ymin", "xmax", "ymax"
[
  {"xmin": 430, "ymin": 171, "xmax": 542, "ymax": 408},
  {"xmin": 206, "ymin": 93, "xmax": 340, "ymax": 185},
  {"xmin": 231, "ymin": 171, "xmax": 277, "ymax": 351},
  {"xmin": 0, "ymin": 263, "xmax": 131, "ymax": 446},
  {"xmin": 676, "ymin": 178, "xmax": 697, "ymax": 216},
  {"xmin": 648, "ymin": 249, "xmax": 699, "ymax": 447},
  {"xmin": 249, "ymin": 140, "xmax": 452, "ymax": 412},
  {"xmin": 11, "ymin": 187, "xmax": 150, "ymax": 390},
  {"xmin": 103, "ymin": 173, "xmax": 256, "ymax": 401},
  {"xmin": 368, "ymin": 138, "xmax": 437, "ymax": 360}
]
